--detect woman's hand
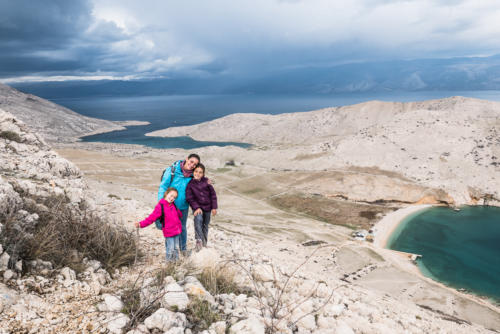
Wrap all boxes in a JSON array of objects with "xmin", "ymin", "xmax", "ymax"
[
  {"xmin": 211, "ymin": 209, "xmax": 217, "ymax": 216},
  {"xmin": 194, "ymin": 208, "xmax": 202, "ymax": 216},
  {"xmin": 134, "ymin": 222, "xmax": 140, "ymax": 228}
]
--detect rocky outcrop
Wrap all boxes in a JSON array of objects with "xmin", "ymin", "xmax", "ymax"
[{"xmin": 0, "ymin": 83, "xmax": 123, "ymax": 143}]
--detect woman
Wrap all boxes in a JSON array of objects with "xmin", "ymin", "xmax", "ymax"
[{"xmin": 158, "ymin": 153, "xmax": 200, "ymax": 252}]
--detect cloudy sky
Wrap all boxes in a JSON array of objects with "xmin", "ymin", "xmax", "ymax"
[{"xmin": 1, "ymin": 0, "xmax": 500, "ymax": 84}]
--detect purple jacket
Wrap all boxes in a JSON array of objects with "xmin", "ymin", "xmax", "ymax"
[
  {"xmin": 186, "ymin": 177, "xmax": 218, "ymax": 212},
  {"xmin": 139, "ymin": 199, "xmax": 182, "ymax": 237}
]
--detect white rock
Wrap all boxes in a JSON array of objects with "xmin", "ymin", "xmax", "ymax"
[
  {"xmin": 144, "ymin": 308, "xmax": 187, "ymax": 331},
  {"xmin": 14, "ymin": 261, "xmax": 22, "ymax": 272},
  {"xmin": 98, "ymin": 294, "xmax": 124, "ymax": 313},
  {"xmin": 296, "ymin": 314, "xmax": 316, "ymax": 331},
  {"xmin": 61, "ymin": 267, "xmax": 76, "ymax": 281},
  {"xmin": 164, "ymin": 327, "xmax": 185, "ymax": 334},
  {"xmin": 209, "ymin": 321, "xmax": 227, "ymax": 334},
  {"xmin": 183, "ymin": 277, "xmax": 215, "ymax": 304},
  {"xmin": 189, "ymin": 248, "xmax": 220, "ymax": 269},
  {"xmin": 107, "ymin": 313, "xmax": 130, "ymax": 334},
  {"xmin": 335, "ymin": 320, "xmax": 355, "ymax": 334},
  {"xmin": 323, "ymin": 303, "xmax": 345, "ymax": 317},
  {"xmin": 229, "ymin": 316, "xmax": 266, "ymax": 334},
  {"xmin": 125, "ymin": 324, "xmax": 149, "ymax": 334},
  {"xmin": 317, "ymin": 315, "xmax": 336, "ymax": 329},
  {"xmin": 297, "ymin": 279, "xmax": 316, "ymax": 297},
  {"xmin": 252, "ymin": 264, "xmax": 274, "ymax": 282},
  {"xmin": 162, "ymin": 282, "xmax": 190, "ymax": 311},
  {"xmin": 3, "ymin": 270, "xmax": 15, "ymax": 281},
  {"xmin": 0, "ymin": 252, "xmax": 10, "ymax": 271}
]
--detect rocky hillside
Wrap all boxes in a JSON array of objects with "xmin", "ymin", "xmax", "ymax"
[
  {"xmin": 0, "ymin": 83, "xmax": 123, "ymax": 143},
  {"xmin": 149, "ymin": 97, "xmax": 500, "ymax": 205}
]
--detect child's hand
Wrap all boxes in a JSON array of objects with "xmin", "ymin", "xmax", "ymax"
[
  {"xmin": 194, "ymin": 208, "xmax": 202, "ymax": 216},
  {"xmin": 211, "ymin": 209, "xmax": 217, "ymax": 216},
  {"xmin": 134, "ymin": 222, "xmax": 140, "ymax": 228}
]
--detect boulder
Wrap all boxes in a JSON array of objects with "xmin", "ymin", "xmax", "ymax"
[
  {"xmin": 107, "ymin": 314, "xmax": 130, "ymax": 334},
  {"xmin": 162, "ymin": 282, "xmax": 190, "ymax": 311},
  {"xmin": 229, "ymin": 316, "xmax": 266, "ymax": 334},
  {"xmin": 189, "ymin": 248, "xmax": 220, "ymax": 269},
  {"xmin": 144, "ymin": 308, "xmax": 187, "ymax": 332}
]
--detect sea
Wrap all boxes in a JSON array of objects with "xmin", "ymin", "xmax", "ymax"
[
  {"xmin": 388, "ymin": 206, "xmax": 500, "ymax": 304},
  {"xmin": 49, "ymin": 90, "xmax": 500, "ymax": 149}
]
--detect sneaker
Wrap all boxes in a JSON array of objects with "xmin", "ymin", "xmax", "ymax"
[{"xmin": 195, "ymin": 240, "xmax": 202, "ymax": 252}]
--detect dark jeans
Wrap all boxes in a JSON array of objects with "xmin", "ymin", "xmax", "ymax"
[
  {"xmin": 193, "ymin": 211, "xmax": 211, "ymax": 246},
  {"xmin": 179, "ymin": 208, "xmax": 189, "ymax": 251}
]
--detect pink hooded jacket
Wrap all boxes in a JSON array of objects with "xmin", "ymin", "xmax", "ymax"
[{"xmin": 139, "ymin": 198, "xmax": 182, "ymax": 237}]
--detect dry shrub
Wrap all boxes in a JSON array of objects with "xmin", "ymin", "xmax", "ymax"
[
  {"xmin": 0, "ymin": 130, "xmax": 22, "ymax": 143},
  {"xmin": 185, "ymin": 298, "xmax": 221, "ymax": 332},
  {"xmin": 0, "ymin": 195, "xmax": 138, "ymax": 272},
  {"xmin": 198, "ymin": 265, "xmax": 250, "ymax": 296}
]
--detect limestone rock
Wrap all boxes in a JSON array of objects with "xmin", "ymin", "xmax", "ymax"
[
  {"xmin": 107, "ymin": 314, "xmax": 130, "ymax": 334},
  {"xmin": 98, "ymin": 294, "xmax": 124, "ymax": 313},
  {"xmin": 183, "ymin": 276, "xmax": 215, "ymax": 304},
  {"xmin": 144, "ymin": 308, "xmax": 187, "ymax": 332},
  {"xmin": 209, "ymin": 321, "xmax": 227, "ymax": 334},
  {"xmin": 162, "ymin": 282, "xmax": 190, "ymax": 311},
  {"xmin": 335, "ymin": 320, "xmax": 355, "ymax": 334},
  {"xmin": 0, "ymin": 252, "xmax": 10, "ymax": 271},
  {"xmin": 229, "ymin": 316, "xmax": 266, "ymax": 334},
  {"xmin": 252, "ymin": 264, "xmax": 274, "ymax": 282},
  {"xmin": 189, "ymin": 248, "xmax": 220, "ymax": 269}
]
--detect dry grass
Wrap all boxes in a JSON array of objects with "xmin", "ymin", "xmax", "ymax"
[
  {"xmin": 198, "ymin": 265, "xmax": 251, "ymax": 296},
  {"xmin": 0, "ymin": 195, "xmax": 138, "ymax": 273}
]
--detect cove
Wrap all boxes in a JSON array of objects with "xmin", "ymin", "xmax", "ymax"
[{"xmin": 387, "ymin": 206, "xmax": 500, "ymax": 304}]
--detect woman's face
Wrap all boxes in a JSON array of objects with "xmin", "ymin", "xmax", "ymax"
[
  {"xmin": 184, "ymin": 157, "xmax": 199, "ymax": 171},
  {"xmin": 193, "ymin": 167, "xmax": 204, "ymax": 180}
]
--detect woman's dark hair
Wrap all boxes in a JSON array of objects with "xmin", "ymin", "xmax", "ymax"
[
  {"xmin": 188, "ymin": 153, "xmax": 201, "ymax": 162},
  {"xmin": 194, "ymin": 163, "xmax": 205, "ymax": 176}
]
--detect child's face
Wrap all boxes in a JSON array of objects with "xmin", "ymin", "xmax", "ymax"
[
  {"xmin": 165, "ymin": 191, "xmax": 177, "ymax": 203},
  {"xmin": 193, "ymin": 167, "xmax": 204, "ymax": 180}
]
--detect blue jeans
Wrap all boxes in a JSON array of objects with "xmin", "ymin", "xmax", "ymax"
[
  {"xmin": 179, "ymin": 208, "xmax": 189, "ymax": 251},
  {"xmin": 194, "ymin": 211, "xmax": 211, "ymax": 246},
  {"xmin": 165, "ymin": 235, "xmax": 180, "ymax": 262}
]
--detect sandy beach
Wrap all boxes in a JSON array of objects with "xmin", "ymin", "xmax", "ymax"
[{"xmin": 373, "ymin": 204, "xmax": 433, "ymax": 248}]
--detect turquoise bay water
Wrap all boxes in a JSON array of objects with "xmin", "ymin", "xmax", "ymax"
[
  {"xmin": 51, "ymin": 91, "xmax": 500, "ymax": 149},
  {"xmin": 388, "ymin": 206, "xmax": 500, "ymax": 303}
]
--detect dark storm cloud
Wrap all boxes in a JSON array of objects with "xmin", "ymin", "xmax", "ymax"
[{"xmin": 0, "ymin": 0, "xmax": 132, "ymax": 78}]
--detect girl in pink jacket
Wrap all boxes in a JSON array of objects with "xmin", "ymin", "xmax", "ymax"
[{"xmin": 135, "ymin": 187, "xmax": 182, "ymax": 262}]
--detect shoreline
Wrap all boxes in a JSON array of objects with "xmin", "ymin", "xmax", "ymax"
[
  {"xmin": 373, "ymin": 204, "xmax": 500, "ymax": 313},
  {"xmin": 373, "ymin": 204, "xmax": 432, "ymax": 248}
]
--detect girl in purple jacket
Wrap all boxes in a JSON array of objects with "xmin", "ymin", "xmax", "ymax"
[
  {"xmin": 185, "ymin": 163, "xmax": 218, "ymax": 251},
  {"xmin": 135, "ymin": 187, "xmax": 182, "ymax": 262}
]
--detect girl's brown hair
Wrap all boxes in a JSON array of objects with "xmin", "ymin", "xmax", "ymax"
[
  {"xmin": 194, "ymin": 163, "xmax": 205, "ymax": 176},
  {"xmin": 164, "ymin": 187, "xmax": 178, "ymax": 198}
]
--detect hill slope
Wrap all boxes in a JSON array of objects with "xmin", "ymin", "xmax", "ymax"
[{"xmin": 0, "ymin": 83, "xmax": 123, "ymax": 142}]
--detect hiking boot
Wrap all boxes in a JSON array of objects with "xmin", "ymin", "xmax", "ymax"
[{"xmin": 195, "ymin": 240, "xmax": 202, "ymax": 252}]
